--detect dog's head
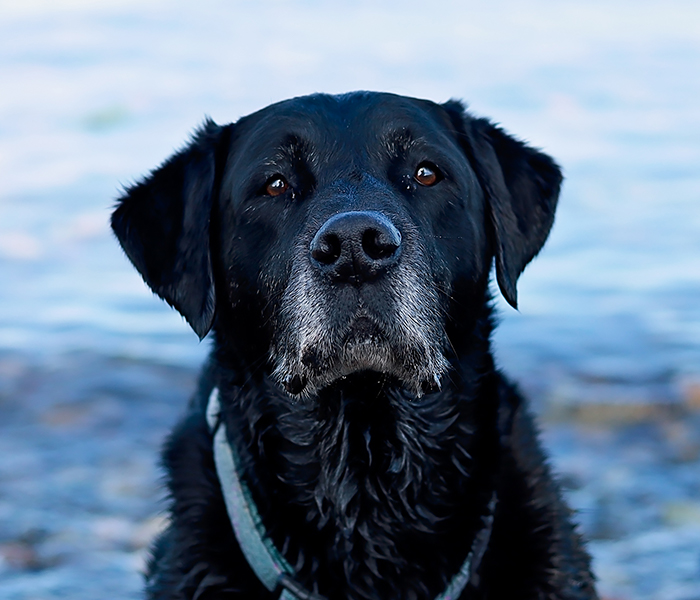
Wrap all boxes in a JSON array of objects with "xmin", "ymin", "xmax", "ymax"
[{"xmin": 112, "ymin": 92, "xmax": 561, "ymax": 397}]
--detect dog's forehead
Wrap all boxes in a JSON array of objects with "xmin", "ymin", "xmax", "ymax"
[{"xmin": 235, "ymin": 92, "xmax": 458, "ymax": 158}]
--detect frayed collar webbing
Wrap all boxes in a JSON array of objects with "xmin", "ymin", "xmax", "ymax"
[{"xmin": 206, "ymin": 387, "xmax": 496, "ymax": 600}]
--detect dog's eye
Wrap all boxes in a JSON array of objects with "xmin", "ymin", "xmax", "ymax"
[
  {"xmin": 265, "ymin": 175, "xmax": 289, "ymax": 197},
  {"xmin": 414, "ymin": 162, "xmax": 441, "ymax": 187}
]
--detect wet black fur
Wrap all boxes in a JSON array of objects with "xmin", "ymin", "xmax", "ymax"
[{"xmin": 112, "ymin": 92, "xmax": 598, "ymax": 599}]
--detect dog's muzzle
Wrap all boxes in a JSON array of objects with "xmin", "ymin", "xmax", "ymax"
[{"xmin": 272, "ymin": 210, "xmax": 449, "ymax": 398}]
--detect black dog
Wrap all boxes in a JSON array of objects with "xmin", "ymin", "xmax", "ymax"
[{"xmin": 112, "ymin": 92, "xmax": 597, "ymax": 600}]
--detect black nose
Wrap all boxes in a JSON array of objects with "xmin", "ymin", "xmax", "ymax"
[{"xmin": 310, "ymin": 211, "xmax": 402, "ymax": 283}]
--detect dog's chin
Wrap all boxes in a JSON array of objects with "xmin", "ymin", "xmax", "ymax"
[{"xmin": 276, "ymin": 335, "xmax": 445, "ymax": 400}]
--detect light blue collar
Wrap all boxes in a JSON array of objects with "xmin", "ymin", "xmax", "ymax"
[{"xmin": 207, "ymin": 388, "xmax": 496, "ymax": 600}]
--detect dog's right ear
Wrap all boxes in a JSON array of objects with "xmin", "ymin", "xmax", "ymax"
[{"xmin": 111, "ymin": 120, "xmax": 231, "ymax": 339}]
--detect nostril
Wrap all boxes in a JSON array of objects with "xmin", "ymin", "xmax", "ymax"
[
  {"xmin": 311, "ymin": 232, "xmax": 341, "ymax": 265},
  {"xmin": 362, "ymin": 228, "xmax": 401, "ymax": 261},
  {"xmin": 310, "ymin": 211, "xmax": 402, "ymax": 282}
]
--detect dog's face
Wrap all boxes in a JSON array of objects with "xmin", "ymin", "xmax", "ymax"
[
  {"xmin": 221, "ymin": 94, "xmax": 487, "ymax": 397},
  {"xmin": 112, "ymin": 92, "xmax": 561, "ymax": 397}
]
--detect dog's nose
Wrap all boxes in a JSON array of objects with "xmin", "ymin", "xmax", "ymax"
[{"xmin": 310, "ymin": 211, "xmax": 402, "ymax": 283}]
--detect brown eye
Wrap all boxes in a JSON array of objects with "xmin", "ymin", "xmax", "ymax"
[
  {"xmin": 265, "ymin": 175, "xmax": 289, "ymax": 197},
  {"xmin": 414, "ymin": 162, "xmax": 440, "ymax": 187}
]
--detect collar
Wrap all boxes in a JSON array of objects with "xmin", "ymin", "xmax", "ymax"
[{"xmin": 206, "ymin": 387, "xmax": 496, "ymax": 600}]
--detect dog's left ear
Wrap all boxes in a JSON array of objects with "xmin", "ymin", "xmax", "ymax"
[
  {"xmin": 111, "ymin": 119, "xmax": 230, "ymax": 339},
  {"xmin": 442, "ymin": 101, "xmax": 562, "ymax": 308}
]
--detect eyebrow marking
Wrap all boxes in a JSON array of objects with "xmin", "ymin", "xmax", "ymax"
[
  {"xmin": 384, "ymin": 128, "xmax": 417, "ymax": 158},
  {"xmin": 384, "ymin": 128, "xmax": 434, "ymax": 168}
]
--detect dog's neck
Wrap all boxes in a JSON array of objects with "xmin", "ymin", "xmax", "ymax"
[{"xmin": 211, "ymin": 329, "xmax": 502, "ymax": 600}]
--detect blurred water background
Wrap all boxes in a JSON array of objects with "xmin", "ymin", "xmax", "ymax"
[{"xmin": 0, "ymin": 1, "xmax": 698, "ymax": 599}]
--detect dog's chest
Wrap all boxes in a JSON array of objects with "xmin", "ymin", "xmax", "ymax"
[{"xmin": 220, "ymin": 383, "xmax": 496, "ymax": 599}]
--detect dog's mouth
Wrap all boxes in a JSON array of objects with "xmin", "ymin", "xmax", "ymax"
[
  {"xmin": 302, "ymin": 314, "xmax": 389, "ymax": 373},
  {"xmin": 273, "ymin": 310, "xmax": 447, "ymax": 399}
]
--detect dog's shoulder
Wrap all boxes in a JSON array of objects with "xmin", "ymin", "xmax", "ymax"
[
  {"xmin": 482, "ymin": 376, "xmax": 597, "ymax": 599},
  {"xmin": 145, "ymin": 368, "xmax": 259, "ymax": 599}
]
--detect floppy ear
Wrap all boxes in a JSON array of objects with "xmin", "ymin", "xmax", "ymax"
[
  {"xmin": 442, "ymin": 101, "xmax": 562, "ymax": 308},
  {"xmin": 111, "ymin": 119, "xmax": 230, "ymax": 339}
]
